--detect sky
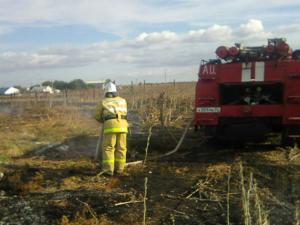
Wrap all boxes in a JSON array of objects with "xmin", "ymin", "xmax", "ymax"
[{"xmin": 0, "ymin": 0, "xmax": 300, "ymax": 86}]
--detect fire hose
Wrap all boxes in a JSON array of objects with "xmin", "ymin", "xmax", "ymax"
[
  {"xmin": 126, "ymin": 119, "xmax": 193, "ymax": 166},
  {"xmin": 94, "ymin": 126, "xmax": 104, "ymax": 161},
  {"xmin": 94, "ymin": 120, "xmax": 193, "ymax": 165}
]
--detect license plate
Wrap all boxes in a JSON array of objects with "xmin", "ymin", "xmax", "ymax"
[{"xmin": 197, "ymin": 107, "xmax": 221, "ymax": 113}]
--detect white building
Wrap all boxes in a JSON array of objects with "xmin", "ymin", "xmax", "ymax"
[
  {"xmin": 85, "ymin": 80, "xmax": 106, "ymax": 88},
  {"xmin": 42, "ymin": 86, "xmax": 60, "ymax": 94},
  {"xmin": 4, "ymin": 87, "xmax": 20, "ymax": 95},
  {"xmin": 85, "ymin": 80, "xmax": 106, "ymax": 85},
  {"xmin": 30, "ymin": 85, "xmax": 60, "ymax": 94}
]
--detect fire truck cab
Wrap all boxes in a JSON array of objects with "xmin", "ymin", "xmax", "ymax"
[{"xmin": 194, "ymin": 38, "xmax": 300, "ymax": 144}]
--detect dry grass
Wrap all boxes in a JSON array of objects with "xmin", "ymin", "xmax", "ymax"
[
  {"xmin": 0, "ymin": 106, "xmax": 96, "ymax": 160},
  {"xmin": 0, "ymin": 83, "xmax": 285, "ymax": 211},
  {"xmin": 0, "ymin": 82, "xmax": 195, "ymax": 161},
  {"xmin": 21, "ymin": 171, "xmax": 45, "ymax": 193},
  {"xmin": 60, "ymin": 213, "xmax": 115, "ymax": 225},
  {"xmin": 131, "ymin": 85, "xmax": 195, "ymax": 128},
  {"xmin": 0, "ymin": 82, "xmax": 195, "ymax": 167}
]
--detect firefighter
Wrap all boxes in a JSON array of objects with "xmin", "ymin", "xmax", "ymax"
[
  {"xmin": 242, "ymin": 87, "xmax": 252, "ymax": 105},
  {"xmin": 253, "ymin": 86, "xmax": 274, "ymax": 104},
  {"xmin": 251, "ymin": 86, "xmax": 262, "ymax": 104},
  {"xmin": 94, "ymin": 81, "xmax": 128, "ymax": 176}
]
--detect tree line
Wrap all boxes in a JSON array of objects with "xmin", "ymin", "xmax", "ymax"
[{"xmin": 41, "ymin": 79, "xmax": 95, "ymax": 90}]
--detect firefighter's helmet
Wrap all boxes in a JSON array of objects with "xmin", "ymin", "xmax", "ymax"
[{"xmin": 104, "ymin": 81, "xmax": 117, "ymax": 94}]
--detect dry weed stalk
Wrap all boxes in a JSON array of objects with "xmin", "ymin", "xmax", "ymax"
[
  {"xmin": 170, "ymin": 214, "xmax": 176, "ymax": 225},
  {"xmin": 295, "ymin": 201, "xmax": 300, "ymax": 225},
  {"xmin": 138, "ymin": 103, "xmax": 159, "ymax": 166},
  {"xmin": 227, "ymin": 167, "xmax": 231, "ymax": 225},
  {"xmin": 114, "ymin": 200, "xmax": 143, "ymax": 207},
  {"xmin": 288, "ymin": 143, "xmax": 300, "ymax": 161},
  {"xmin": 143, "ymin": 126, "xmax": 153, "ymax": 166},
  {"xmin": 76, "ymin": 198, "xmax": 99, "ymax": 225},
  {"xmin": 186, "ymin": 177, "xmax": 213, "ymax": 200},
  {"xmin": 239, "ymin": 162, "xmax": 269, "ymax": 225},
  {"xmin": 143, "ymin": 177, "xmax": 148, "ymax": 225},
  {"xmin": 240, "ymin": 162, "xmax": 251, "ymax": 225},
  {"xmin": 253, "ymin": 181, "xmax": 269, "ymax": 225},
  {"xmin": 133, "ymin": 88, "xmax": 194, "ymax": 130}
]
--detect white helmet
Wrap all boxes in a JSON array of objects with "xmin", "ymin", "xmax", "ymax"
[{"xmin": 104, "ymin": 81, "xmax": 117, "ymax": 94}]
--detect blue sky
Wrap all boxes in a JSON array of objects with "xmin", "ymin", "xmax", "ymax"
[{"xmin": 0, "ymin": 0, "xmax": 300, "ymax": 86}]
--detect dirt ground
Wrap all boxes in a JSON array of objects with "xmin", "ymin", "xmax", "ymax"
[
  {"xmin": 1, "ymin": 124, "xmax": 300, "ymax": 225},
  {"xmin": 0, "ymin": 91, "xmax": 299, "ymax": 225}
]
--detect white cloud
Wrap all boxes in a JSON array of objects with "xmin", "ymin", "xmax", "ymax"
[
  {"xmin": 186, "ymin": 25, "xmax": 233, "ymax": 42},
  {"xmin": 0, "ymin": 0, "xmax": 299, "ymax": 35},
  {"xmin": 0, "ymin": 52, "xmax": 61, "ymax": 71},
  {"xmin": 239, "ymin": 19, "xmax": 264, "ymax": 35},
  {"xmin": 0, "ymin": 19, "xmax": 282, "ymax": 74},
  {"xmin": 0, "ymin": 1, "xmax": 299, "ymax": 85},
  {"xmin": 275, "ymin": 24, "xmax": 300, "ymax": 34},
  {"xmin": 233, "ymin": 19, "xmax": 272, "ymax": 43},
  {"xmin": 135, "ymin": 31, "xmax": 178, "ymax": 43},
  {"xmin": 1, "ymin": 18, "xmax": 300, "ymax": 87}
]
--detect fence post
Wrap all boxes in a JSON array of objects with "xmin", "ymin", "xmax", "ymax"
[
  {"xmin": 158, "ymin": 92, "xmax": 166, "ymax": 127},
  {"xmin": 131, "ymin": 81, "xmax": 135, "ymax": 109},
  {"xmin": 35, "ymin": 92, "xmax": 38, "ymax": 105},
  {"xmin": 64, "ymin": 89, "xmax": 68, "ymax": 106},
  {"xmin": 93, "ymin": 88, "xmax": 96, "ymax": 101}
]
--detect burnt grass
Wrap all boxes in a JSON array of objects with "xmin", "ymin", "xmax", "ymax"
[{"xmin": 1, "ymin": 127, "xmax": 300, "ymax": 225}]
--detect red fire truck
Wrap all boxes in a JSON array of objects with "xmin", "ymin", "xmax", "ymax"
[{"xmin": 194, "ymin": 38, "xmax": 300, "ymax": 144}]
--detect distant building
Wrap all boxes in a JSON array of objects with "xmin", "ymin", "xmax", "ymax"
[
  {"xmin": 0, "ymin": 87, "xmax": 20, "ymax": 95},
  {"xmin": 30, "ymin": 85, "xmax": 60, "ymax": 94},
  {"xmin": 85, "ymin": 80, "xmax": 106, "ymax": 88},
  {"xmin": 42, "ymin": 86, "xmax": 61, "ymax": 94}
]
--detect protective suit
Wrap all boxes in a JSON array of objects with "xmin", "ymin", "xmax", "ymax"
[{"xmin": 95, "ymin": 82, "xmax": 128, "ymax": 176}]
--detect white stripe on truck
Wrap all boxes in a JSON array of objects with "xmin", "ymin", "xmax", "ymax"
[
  {"xmin": 241, "ymin": 62, "xmax": 265, "ymax": 82},
  {"xmin": 255, "ymin": 62, "xmax": 265, "ymax": 81},
  {"xmin": 241, "ymin": 62, "xmax": 252, "ymax": 82}
]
